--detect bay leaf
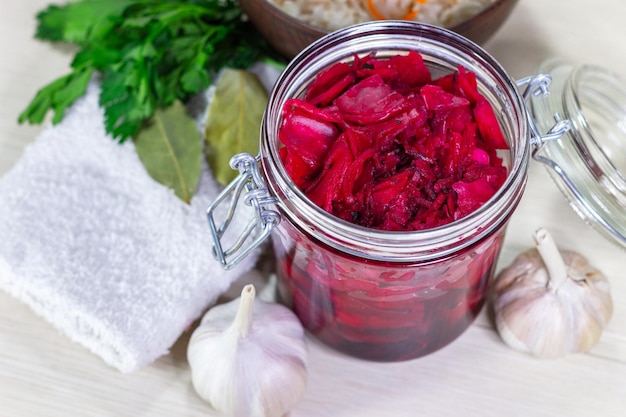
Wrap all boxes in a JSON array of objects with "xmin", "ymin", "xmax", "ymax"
[
  {"xmin": 204, "ymin": 68, "xmax": 268, "ymax": 185},
  {"xmin": 133, "ymin": 100, "xmax": 203, "ymax": 203}
]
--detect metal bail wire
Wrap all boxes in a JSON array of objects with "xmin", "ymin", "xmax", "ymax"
[
  {"xmin": 516, "ymin": 74, "xmax": 594, "ymax": 210},
  {"xmin": 516, "ymin": 73, "xmax": 571, "ymax": 159},
  {"xmin": 206, "ymin": 153, "xmax": 280, "ymax": 270}
]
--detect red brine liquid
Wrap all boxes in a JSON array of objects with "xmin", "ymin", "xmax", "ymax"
[
  {"xmin": 275, "ymin": 51, "xmax": 510, "ymax": 360},
  {"xmin": 272, "ymin": 221, "xmax": 504, "ymax": 360}
]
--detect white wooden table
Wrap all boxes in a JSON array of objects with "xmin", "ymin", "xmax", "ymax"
[{"xmin": 1, "ymin": 1, "xmax": 625, "ymax": 416}]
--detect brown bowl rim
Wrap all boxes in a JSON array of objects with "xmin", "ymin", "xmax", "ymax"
[{"xmin": 251, "ymin": 0, "xmax": 513, "ymax": 37}]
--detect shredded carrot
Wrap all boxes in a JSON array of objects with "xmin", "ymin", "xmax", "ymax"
[
  {"xmin": 402, "ymin": 10, "xmax": 418, "ymax": 20},
  {"xmin": 367, "ymin": 0, "xmax": 425, "ymax": 21},
  {"xmin": 367, "ymin": 0, "xmax": 387, "ymax": 20}
]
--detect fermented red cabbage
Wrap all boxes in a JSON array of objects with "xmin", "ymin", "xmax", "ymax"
[{"xmin": 279, "ymin": 51, "xmax": 508, "ymax": 230}]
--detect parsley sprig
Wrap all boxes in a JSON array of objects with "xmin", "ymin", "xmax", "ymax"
[{"xmin": 18, "ymin": 0, "xmax": 278, "ymax": 141}]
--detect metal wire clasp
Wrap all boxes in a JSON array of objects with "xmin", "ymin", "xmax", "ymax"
[
  {"xmin": 516, "ymin": 74, "xmax": 571, "ymax": 151},
  {"xmin": 516, "ymin": 74, "xmax": 589, "ymax": 205},
  {"xmin": 206, "ymin": 153, "xmax": 280, "ymax": 270}
]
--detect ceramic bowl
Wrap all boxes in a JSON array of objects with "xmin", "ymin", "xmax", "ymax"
[{"xmin": 240, "ymin": 0, "xmax": 519, "ymax": 59}]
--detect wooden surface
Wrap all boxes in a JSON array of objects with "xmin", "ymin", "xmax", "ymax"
[{"xmin": 1, "ymin": 1, "xmax": 625, "ymax": 416}]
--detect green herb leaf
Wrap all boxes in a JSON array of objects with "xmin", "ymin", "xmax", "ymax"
[
  {"xmin": 99, "ymin": 60, "xmax": 157, "ymax": 141},
  {"xmin": 19, "ymin": 0, "xmax": 282, "ymax": 200},
  {"xmin": 17, "ymin": 67, "xmax": 95, "ymax": 125},
  {"xmin": 20, "ymin": 0, "xmax": 281, "ymax": 143},
  {"xmin": 204, "ymin": 69, "xmax": 268, "ymax": 185},
  {"xmin": 133, "ymin": 100, "xmax": 202, "ymax": 203},
  {"xmin": 36, "ymin": 0, "xmax": 135, "ymax": 45}
]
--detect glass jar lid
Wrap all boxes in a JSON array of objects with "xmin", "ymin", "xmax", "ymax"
[{"xmin": 530, "ymin": 57, "xmax": 626, "ymax": 249}]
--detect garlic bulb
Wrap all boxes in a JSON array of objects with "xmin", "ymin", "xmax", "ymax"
[
  {"xmin": 491, "ymin": 228, "xmax": 613, "ymax": 358},
  {"xmin": 187, "ymin": 284, "xmax": 308, "ymax": 417}
]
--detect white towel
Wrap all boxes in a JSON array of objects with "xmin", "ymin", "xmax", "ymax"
[{"xmin": 0, "ymin": 79, "xmax": 265, "ymax": 373}]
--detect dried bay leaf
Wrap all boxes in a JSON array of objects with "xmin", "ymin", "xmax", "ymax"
[
  {"xmin": 204, "ymin": 68, "xmax": 268, "ymax": 184},
  {"xmin": 133, "ymin": 100, "xmax": 202, "ymax": 203}
]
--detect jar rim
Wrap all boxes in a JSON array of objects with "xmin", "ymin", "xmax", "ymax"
[
  {"xmin": 261, "ymin": 21, "xmax": 530, "ymax": 262},
  {"xmin": 531, "ymin": 57, "xmax": 626, "ymax": 249}
]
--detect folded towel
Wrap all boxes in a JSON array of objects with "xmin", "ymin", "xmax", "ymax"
[{"xmin": 0, "ymin": 80, "xmax": 263, "ymax": 373}]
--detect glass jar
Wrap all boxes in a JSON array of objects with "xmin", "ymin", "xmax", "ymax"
[{"xmin": 207, "ymin": 21, "xmax": 584, "ymax": 361}]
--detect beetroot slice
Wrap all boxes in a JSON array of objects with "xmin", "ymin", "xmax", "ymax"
[
  {"xmin": 278, "ymin": 52, "xmax": 509, "ymax": 232},
  {"xmin": 474, "ymin": 97, "xmax": 509, "ymax": 150},
  {"xmin": 305, "ymin": 135, "xmax": 353, "ymax": 212},
  {"xmin": 335, "ymin": 75, "xmax": 407, "ymax": 125},
  {"xmin": 305, "ymin": 62, "xmax": 354, "ymax": 104},
  {"xmin": 279, "ymin": 98, "xmax": 339, "ymax": 171},
  {"xmin": 455, "ymin": 67, "xmax": 482, "ymax": 104},
  {"xmin": 309, "ymin": 73, "xmax": 357, "ymax": 107},
  {"xmin": 354, "ymin": 51, "xmax": 432, "ymax": 91},
  {"xmin": 453, "ymin": 176, "xmax": 499, "ymax": 219},
  {"xmin": 387, "ymin": 51, "xmax": 432, "ymax": 88},
  {"xmin": 370, "ymin": 170, "xmax": 412, "ymax": 214},
  {"xmin": 420, "ymin": 84, "xmax": 470, "ymax": 111},
  {"xmin": 280, "ymin": 147, "xmax": 316, "ymax": 189}
]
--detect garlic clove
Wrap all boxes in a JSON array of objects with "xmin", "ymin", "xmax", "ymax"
[
  {"xmin": 187, "ymin": 284, "xmax": 308, "ymax": 417},
  {"xmin": 491, "ymin": 228, "xmax": 613, "ymax": 358}
]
